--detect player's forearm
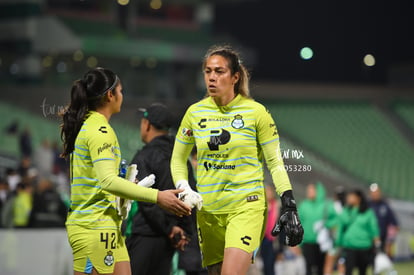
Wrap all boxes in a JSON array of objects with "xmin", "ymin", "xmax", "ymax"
[
  {"xmin": 170, "ymin": 140, "xmax": 193, "ymax": 185},
  {"xmin": 262, "ymin": 141, "xmax": 292, "ymax": 196},
  {"xmin": 94, "ymin": 160, "xmax": 158, "ymax": 203}
]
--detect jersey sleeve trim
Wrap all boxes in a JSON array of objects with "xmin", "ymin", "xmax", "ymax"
[
  {"xmin": 260, "ymin": 137, "xmax": 279, "ymax": 146},
  {"xmin": 92, "ymin": 158, "xmax": 116, "ymax": 163},
  {"xmin": 176, "ymin": 138, "xmax": 195, "ymax": 145}
]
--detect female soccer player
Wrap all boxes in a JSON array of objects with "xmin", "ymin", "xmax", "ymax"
[
  {"xmin": 61, "ymin": 67, "xmax": 191, "ymax": 275},
  {"xmin": 170, "ymin": 45, "xmax": 304, "ymax": 275}
]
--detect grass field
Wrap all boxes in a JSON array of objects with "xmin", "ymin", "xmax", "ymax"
[
  {"xmin": 391, "ymin": 260, "xmax": 414, "ymax": 275},
  {"xmin": 347, "ymin": 260, "xmax": 414, "ymax": 275}
]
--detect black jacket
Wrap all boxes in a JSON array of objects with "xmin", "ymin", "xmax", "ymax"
[
  {"xmin": 28, "ymin": 189, "xmax": 68, "ymax": 228},
  {"xmin": 128, "ymin": 135, "xmax": 195, "ymax": 238}
]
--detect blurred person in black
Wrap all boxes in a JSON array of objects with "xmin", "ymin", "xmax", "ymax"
[
  {"xmin": 52, "ymin": 141, "xmax": 69, "ymax": 175},
  {"xmin": 19, "ymin": 126, "xmax": 32, "ymax": 158},
  {"xmin": 125, "ymin": 103, "xmax": 195, "ymax": 275},
  {"xmin": 260, "ymin": 184, "xmax": 280, "ymax": 275},
  {"xmin": 28, "ymin": 178, "xmax": 68, "ymax": 228},
  {"xmin": 0, "ymin": 178, "xmax": 11, "ymax": 227},
  {"xmin": 368, "ymin": 183, "xmax": 399, "ymax": 257},
  {"xmin": 17, "ymin": 156, "xmax": 33, "ymax": 180},
  {"xmin": 5, "ymin": 119, "xmax": 18, "ymax": 135}
]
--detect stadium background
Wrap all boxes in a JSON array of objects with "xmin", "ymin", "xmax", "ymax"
[{"xmin": 0, "ymin": 0, "xmax": 413, "ymax": 274}]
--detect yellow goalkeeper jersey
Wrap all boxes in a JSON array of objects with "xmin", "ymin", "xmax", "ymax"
[
  {"xmin": 171, "ymin": 94, "xmax": 292, "ymax": 214},
  {"xmin": 66, "ymin": 111, "xmax": 122, "ymax": 229}
]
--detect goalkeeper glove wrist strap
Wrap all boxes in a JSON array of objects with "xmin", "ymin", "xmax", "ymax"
[
  {"xmin": 176, "ymin": 179, "xmax": 190, "ymax": 190},
  {"xmin": 281, "ymin": 190, "xmax": 297, "ymax": 211}
]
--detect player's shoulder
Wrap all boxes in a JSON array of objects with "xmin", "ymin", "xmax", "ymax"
[
  {"xmin": 242, "ymin": 97, "xmax": 269, "ymax": 113},
  {"xmin": 187, "ymin": 97, "xmax": 211, "ymax": 111},
  {"xmin": 83, "ymin": 111, "xmax": 115, "ymax": 138},
  {"xmin": 182, "ymin": 97, "xmax": 213, "ymax": 119}
]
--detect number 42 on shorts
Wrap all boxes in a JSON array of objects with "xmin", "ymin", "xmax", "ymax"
[{"xmin": 100, "ymin": 232, "xmax": 117, "ymax": 249}]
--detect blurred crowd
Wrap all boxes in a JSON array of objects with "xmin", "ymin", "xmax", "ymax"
[
  {"xmin": 0, "ymin": 122, "xmax": 403, "ymax": 275},
  {"xmin": 252, "ymin": 181, "xmax": 400, "ymax": 275},
  {"xmin": 0, "ymin": 125, "xmax": 70, "ymax": 229}
]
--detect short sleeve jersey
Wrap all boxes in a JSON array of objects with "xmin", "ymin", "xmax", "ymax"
[
  {"xmin": 176, "ymin": 94, "xmax": 281, "ymax": 213},
  {"xmin": 66, "ymin": 111, "xmax": 122, "ymax": 229}
]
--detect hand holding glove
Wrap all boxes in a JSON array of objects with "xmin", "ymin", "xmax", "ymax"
[
  {"xmin": 271, "ymin": 190, "xmax": 304, "ymax": 246},
  {"xmin": 138, "ymin": 174, "xmax": 155, "ymax": 188},
  {"xmin": 176, "ymin": 180, "xmax": 203, "ymax": 210},
  {"xmin": 116, "ymin": 164, "xmax": 156, "ymax": 219}
]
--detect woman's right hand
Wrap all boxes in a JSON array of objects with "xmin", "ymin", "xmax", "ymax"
[{"xmin": 157, "ymin": 189, "xmax": 192, "ymax": 217}]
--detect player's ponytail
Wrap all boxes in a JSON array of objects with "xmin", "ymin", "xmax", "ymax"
[
  {"xmin": 60, "ymin": 80, "xmax": 88, "ymax": 158},
  {"xmin": 236, "ymin": 62, "xmax": 250, "ymax": 98},
  {"xmin": 203, "ymin": 44, "xmax": 251, "ymax": 98},
  {"xmin": 60, "ymin": 67, "xmax": 119, "ymax": 158}
]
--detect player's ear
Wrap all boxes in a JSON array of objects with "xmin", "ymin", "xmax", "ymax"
[
  {"xmin": 103, "ymin": 90, "xmax": 113, "ymax": 103},
  {"xmin": 233, "ymin": 72, "xmax": 240, "ymax": 85},
  {"xmin": 108, "ymin": 90, "xmax": 115, "ymax": 99},
  {"xmin": 141, "ymin": 118, "xmax": 151, "ymax": 132}
]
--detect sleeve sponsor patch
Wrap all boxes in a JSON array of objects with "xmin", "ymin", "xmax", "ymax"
[
  {"xmin": 97, "ymin": 143, "xmax": 112, "ymax": 155},
  {"xmin": 181, "ymin": 128, "xmax": 193, "ymax": 137}
]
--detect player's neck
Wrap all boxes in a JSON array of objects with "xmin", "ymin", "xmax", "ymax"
[
  {"xmin": 144, "ymin": 130, "xmax": 167, "ymax": 144},
  {"xmin": 96, "ymin": 107, "xmax": 112, "ymax": 122},
  {"xmin": 213, "ymin": 92, "xmax": 236, "ymax": 106}
]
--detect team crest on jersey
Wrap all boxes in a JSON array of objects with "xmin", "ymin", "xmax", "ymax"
[
  {"xmin": 231, "ymin": 115, "xmax": 244, "ymax": 129},
  {"xmin": 182, "ymin": 128, "xmax": 193, "ymax": 137},
  {"xmin": 104, "ymin": 251, "xmax": 114, "ymax": 266}
]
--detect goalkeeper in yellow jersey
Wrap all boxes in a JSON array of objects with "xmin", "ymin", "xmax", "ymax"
[
  {"xmin": 60, "ymin": 67, "xmax": 191, "ymax": 275},
  {"xmin": 171, "ymin": 45, "xmax": 304, "ymax": 275}
]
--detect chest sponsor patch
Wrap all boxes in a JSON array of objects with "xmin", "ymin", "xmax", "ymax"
[{"xmin": 247, "ymin": 195, "xmax": 259, "ymax": 202}]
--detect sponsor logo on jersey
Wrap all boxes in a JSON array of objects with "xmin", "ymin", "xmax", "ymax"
[
  {"xmin": 247, "ymin": 195, "xmax": 259, "ymax": 202},
  {"xmin": 269, "ymin": 123, "xmax": 278, "ymax": 136},
  {"xmin": 231, "ymin": 114, "xmax": 244, "ymax": 129},
  {"xmin": 241, "ymin": 235, "xmax": 252, "ymax": 246},
  {"xmin": 199, "ymin": 117, "xmax": 232, "ymax": 128},
  {"xmin": 208, "ymin": 117, "xmax": 231, "ymax": 122},
  {"xmin": 98, "ymin": 126, "xmax": 108, "ymax": 133},
  {"xmin": 97, "ymin": 143, "xmax": 112, "ymax": 155},
  {"xmin": 204, "ymin": 161, "xmax": 236, "ymax": 171},
  {"xmin": 181, "ymin": 128, "xmax": 193, "ymax": 137},
  {"xmin": 198, "ymin": 118, "xmax": 207, "ymax": 129},
  {"xmin": 206, "ymin": 153, "xmax": 229, "ymax": 159},
  {"xmin": 104, "ymin": 251, "xmax": 114, "ymax": 266},
  {"xmin": 207, "ymin": 129, "xmax": 231, "ymax": 151}
]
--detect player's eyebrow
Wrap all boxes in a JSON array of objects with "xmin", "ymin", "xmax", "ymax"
[{"xmin": 205, "ymin": 65, "xmax": 227, "ymax": 71}]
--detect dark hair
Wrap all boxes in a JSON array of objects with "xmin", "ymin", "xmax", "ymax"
[
  {"xmin": 335, "ymin": 186, "xmax": 347, "ymax": 206},
  {"xmin": 60, "ymin": 67, "xmax": 119, "ymax": 158},
  {"xmin": 350, "ymin": 189, "xmax": 369, "ymax": 213},
  {"xmin": 202, "ymin": 44, "xmax": 251, "ymax": 98}
]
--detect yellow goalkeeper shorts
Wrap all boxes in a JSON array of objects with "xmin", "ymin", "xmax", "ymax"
[
  {"xmin": 197, "ymin": 208, "xmax": 266, "ymax": 267},
  {"xmin": 67, "ymin": 225, "xmax": 129, "ymax": 274}
]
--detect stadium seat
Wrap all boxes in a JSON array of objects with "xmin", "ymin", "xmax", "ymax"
[{"xmin": 267, "ymin": 101, "xmax": 414, "ymax": 201}]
